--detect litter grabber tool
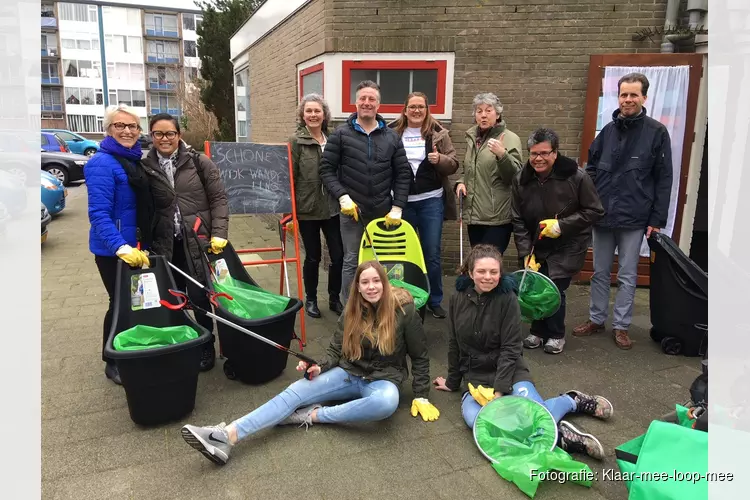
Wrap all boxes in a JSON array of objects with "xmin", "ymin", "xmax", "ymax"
[
  {"xmin": 458, "ymin": 193, "xmax": 465, "ymax": 264},
  {"xmin": 358, "ymin": 208, "xmax": 381, "ymax": 264},
  {"xmin": 518, "ymin": 227, "xmax": 543, "ymax": 293},
  {"xmin": 160, "ymin": 288, "xmax": 320, "ymax": 379},
  {"xmin": 278, "ymin": 214, "xmax": 292, "ymax": 298}
]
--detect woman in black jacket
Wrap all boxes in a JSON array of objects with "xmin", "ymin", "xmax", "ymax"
[{"xmin": 433, "ymin": 244, "xmax": 612, "ymax": 459}]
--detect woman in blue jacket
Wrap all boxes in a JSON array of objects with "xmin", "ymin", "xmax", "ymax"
[{"xmin": 85, "ymin": 105, "xmax": 153, "ymax": 384}]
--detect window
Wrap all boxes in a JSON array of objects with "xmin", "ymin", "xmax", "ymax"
[
  {"xmin": 299, "ymin": 63, "xmax": 323, "ymax": 99},
  {"xmin": 117, "ymin": 89, "xmax": 132, "ymax": 106},
  {"xmin": 145, "ymin": 13, "xmax": 179, "ymax": 36},
  {"xmin": 63, "ymin": 59, "xmax": 99, "ymax": 78},
  {"xmin": 64, "ymin": 59, "xmax": 78, "ymax": 77},
  {"xmin": 109, "ymin": 90, "xmax": 117, "ymax": 104},
  {"xmin": 67, "ymin": 114, "xmax": 99, "ymax": 133},
  {"xmin": 64, "ymin": 87, "xmax": 95, "ymax": 105},
  {"xmin": 42, "ymin": 88, "xmax": 62, "ymax": 111},
  {"xmin": 341, "ymin": 60, "xmax": 447, "ymax": 114},
  {"xmin": 95, "ymin": 88, "xmax": 103, "ymax": 105},
  {"xmin": 132, "ymin": 90, "xmax": 146, "ymax": 107},
  {"xmin": 131, "ymin": 64, "xmax": 143, "ymax": 80},
  {"xmin": 59, "ymin": 3, "xmax": 97, "ymax": 22},
  {"xmin": 41, "ymin": 60, "xmax": 59, "ymax": 81},
  {"xmin": 237, "ymin": 121, "xmax": 247, "ymax": 137},
  {"xmin": 183, "ymin": 14, "xmax": 195, "ymax": 31},
  {"xmin": 128, "ymin": 37, "xmax": 142, "ymax": 54},
  {"xmin": 41, "ymin": 4, "xmax": 54, "ymax": 17},
  {"xmin": 235, "ymin": 73, "xmax": 245, "ymax": 88},
  {"xmin": 184, "ymin": 41, "xmax": 197, "ymax": 58},
  {"xmin": 184, "ymin": 66, "xmax": 198, "ymax": 81},
  {"xmin": 61, "ymin": 38, "xmax": 76, "ymax": 49},
  {"xmin": 61, "ymin": 36, "xmax": 98, "ymax": 51},
  {"xmin": 126, "ymin": 9, "xmax": 140, "ymax": 26},
  {"xmin": 76, "ymin": 39, "xmax": 91, "ymax": 50},
  {"xmin": 195, "ymin": 15, "xmax": 202, "ymax": 31},
  {"xmin": 55, "ymin": 131, "xmax": 78, "ymax": 141}
]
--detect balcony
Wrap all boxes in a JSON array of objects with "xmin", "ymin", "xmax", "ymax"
[
  {"xmin": 149, "ymin": 81, "xmax": 178, "ymax": 91},
  {"xmin": 41, "ymin": 77, "xmax": 62, "ymax": 86},
  {"xmin": 41, "ymin": 47, "xmax": 59, "ymax": 58},
  {"xmin": 41, "ymin": 15, "xmax": 57, "ymax": 30},
  {"xmin": 150, "ymin": 108, "xmax": 180, "ymax": 116},
  {"xmin": 146, "ymin": 53, "xmax": 181, "ymax": 65},
  {"xmin": 144, "ymin": 25, "xmax": 179, "ymax": 39},
  {"xmin": 41, "ymin": 104, "xmax": 63, "ymax": 112}
]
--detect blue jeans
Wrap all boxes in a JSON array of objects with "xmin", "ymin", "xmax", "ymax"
[
  {"xmin": 231, "ymin": 367, "xmax": 400, "ymax": 441},
  {"xmin": 460, "ymin": 381, "xmax": 576, "ymax": 428},
  {"xmin": 402, "ymin": 196, "xmax": 444, "ymax": 307}
]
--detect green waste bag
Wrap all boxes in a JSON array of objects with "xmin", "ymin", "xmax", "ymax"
[
  {"xmin": 213, "ymin": 276, "xmax": 291, "ymax": 319},
  {"xmin": 511, "ymin": 270, "xmax": 561, "ymax": 323},
  {"xmin": 473, "ymin": 396, "xmax": 593, "ymax": 498},
  {"xmin": 113, "ymin": 324, "xmax": 199, "ymax": 351},
  {"xmin": 390, "ymin": 279, "xmax": 429, "ymax": 309}
]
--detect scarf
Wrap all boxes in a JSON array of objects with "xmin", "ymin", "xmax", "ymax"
[
  {"xmin": 99, "ymin": 135, "xmax": 142, "ymax": 160},
  {"xmin": 157, "ymin": 148, "xmax": 183, "ymax": 237}
]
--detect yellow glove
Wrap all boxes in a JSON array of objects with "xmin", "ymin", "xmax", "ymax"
[
  {"xmin": 116, "ymin": 245, "xmax": 150, "ymax": 268},
  {"xmin": 285, "ymin": 221, "xmax": 295, "ymax": 235},
  {"xmin": 385, "ymin": 206, "xmax": 403, "ymax": 227},
  {"xmin": 468, "ymin": 383, "xmax": 496, "ymax": 406},
  {"xmin": 339, "ymin": 195, "xmax": 358, "ymax": 221},
  {"xmin": 209, "ymin": 236, "xmax": 228, "ymax": 254},
  {"xmin": 524, "ymin": 254, "xmax": 541, "ymax": 272},
  {"xmin": 410, "ymin": 398, "xmax": 440, "ymax": 422},
  {"xmin": 539, "ymin": 219, "xmax": 561, "ymax": 239}
]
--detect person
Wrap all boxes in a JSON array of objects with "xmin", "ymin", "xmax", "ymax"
[
  {"xmin": 388, "ymin": 92, "xmax": 459, "ymax": 319},
  {"xmin": 433, "ymin": 244, "xmax": 613, "ymax": 459},
  {"xmin": 180, "ymin": 260, "xmax": 440, "ymax": 465},
  {"xmin": 140, "ymin": 113, "xmax": 229, "ymax": 371},
  {"xmin": 289, "ymin": 94, "xmax": 345, "ymax": 318},
  {"xmin": 574, "ymin": 72, "xmax": 673, "ymax": 349},
  {"xmin": 511, "ymin": 128, "xmax": 604, "ymax": 354},
  {"xmin": 454, "ymin": 93, "xmax": 523, "ymax": 253},
  {"xmin": 320, "ymin": 80, "xmax": 412, "ymax": 303},
  {"xmin": 85, "ymin": 104, "xmax": 162, "ymax": 384}
]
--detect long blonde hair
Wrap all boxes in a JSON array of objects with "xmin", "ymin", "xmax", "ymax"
[{"xmin": 342, "ymin": 261, "xmax": 401, "ymax": 360}]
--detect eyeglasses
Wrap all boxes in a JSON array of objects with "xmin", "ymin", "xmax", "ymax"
[
  {"xmin": 151, "ymin": 131, "xmax": 179, "ymax": 140},
  {"xmin": 529, "ymin": 151, "xmax": 555, "ymax": 159},
  {"xmin": 111, "ymin": 122, "xmax": 140, "ymax": 132},
  {"xmin": 407, "ymin": 105, "xmax": 427, "ymax": 111}
]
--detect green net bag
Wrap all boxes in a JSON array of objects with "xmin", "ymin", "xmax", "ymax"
[
  {"xmin": 510, "ymin": 270, "xmax": 561, "ymax": 323},
  {"xmin": 213, "ymin": 276, "xmax": 291, "ymax": 320},
  {"xmin": 389, "ymin": 279, "xmax": 429, "ymax": 309},
  {"xmin": 473, "ymin": 396, "xmax": 593, "ymax": 498},
  {"xmin": 113, "ymin": 325, "xmax": 199, "ymax": 351}
]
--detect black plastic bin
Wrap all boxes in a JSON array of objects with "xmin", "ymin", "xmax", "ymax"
[
  {"xmin": 647, "ymin": 232, "xmax": 708, "ymax": 357},
  {"xmin": 104, "ymin": 256, "xmax": 212, "ymax": 426},
  {"xmin": 205, "ymin": 241, "xmax": 303, "ymax": 384}
]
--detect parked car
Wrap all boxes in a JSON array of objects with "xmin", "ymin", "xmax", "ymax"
[
  {"xmin": 42, "ymin": 129, "xmax": 100, "ymax": 157},
  {"xmin": 41, "ymin": 150, "xmax": 88, "ymax": 185},
  {"xmin": 0, "ymin": 130, "xmax": 38, "ymax": 187},
  {"xmin": 41, "ymin": 203, "xmax": 51, "ymax": 244},
  {"xmin": 138, "ymin": 133, "xmax": 153, "ymax": 150},
  {"xmin": 0, "ymin": 168, "xmax": 27, "ymax": 217},
  {"xmin": 41, "ymin": 170, "xmax": 67, "ymax": 215},
  {"xmin": 41, "ymin": 131, "xmax": 71, "ymax": 153}
]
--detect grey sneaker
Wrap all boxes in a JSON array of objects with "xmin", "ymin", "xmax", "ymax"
[
  {"xmin": 181, "ymin": 422, "xmax": 232, "ymax": 465},
  {"xmin": 544, "ymin": 337, "xmax": 565, "ymax": 354},
  {"xmin": 566, "ymin": 390, "xmax": 614, "ymax": 419},
  {"xmin": 427, "ymin": 304, "xmax": 447, "ymax": 319},
  {"xmin": 278, "ymin": 404, "xmax": 322, "ymax": 430},
  {"xmin": 523, "ymin": 334, "xmax": 543, "ymax": 349},
  {"xmin": 558, "ymin": 420, "xmax": 605, "ymax": 460}
]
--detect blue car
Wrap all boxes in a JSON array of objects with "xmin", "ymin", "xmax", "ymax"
[
  {"xmin": 41, "ymin": 131, "xmax": 70, "ymax": 153},
  {"xmin": 41, "ymin": 170, "xmax": 67, "ymax": 215},
  {"xmin": 42, "ymin": 129, "xmax": 100, "ymax": 157}
]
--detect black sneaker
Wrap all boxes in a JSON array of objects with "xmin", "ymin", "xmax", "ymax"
[
  {"xmin": 105, "ymin": 362, "xmax": 122, "ymax": 385},
  {"xmin": 558, "ymin": 420, "xmax": 605, "ymax": 460},
  {"xmin": 305, "ymin": 300, "xmax": 321, "ymax": 318},
  {"xmin": 427, "ymin": 304, "xmax": 447, "ymax": 319},
  {"xmin": 329, "ymin": 298, "xmax": 344, "ymax": 316},
  {"xmin": 200, "ymin": 343, "xmax": 216, "ymax": 372},
  {"xmin": 566, "ymin": 390, "xmax": 613, "ymax": 419}
]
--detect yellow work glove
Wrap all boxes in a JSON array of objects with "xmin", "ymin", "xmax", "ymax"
[
  {"xmin": 410, "ymin": 398, "xmax": 440, "ymax": 421},
  {"xmin": 116, "ymin": 245, "xmax": 150, "ymax": 268},
  {"xmin": 285, "ymin": 221, "xmax": 295, "ymax": 235},
  {"xmin": 209, "ymin": 236, "xmax": 228, "ymax": 254},
  {"xmin": 339, "ymin": 195, "xmax": 358, "ymax": 221},
  {"xmin": 385, "ymin": 206, "xmax": 403, "ymax": 227},
  {"xmin": 468, "ymin": 383, "xmax": 496, "ymax": 406},
  {"xmin": 539, "ymin": 219, "xmax": 561, "ymax": 239},
  {"xmin": 524, "ymin": 254, "xmax": 541, "ymax": 272}
]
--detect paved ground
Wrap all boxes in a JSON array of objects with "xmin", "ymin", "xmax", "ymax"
[{"xmin": 42, "ymin": 184, "xmax": 703, "ymax": 500}]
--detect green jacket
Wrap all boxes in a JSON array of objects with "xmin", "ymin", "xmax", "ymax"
[
  {"xmin": 458, "ymin": 122, "xmax": 524, "ymax": 225},
  {"xmin": 289, "ymin": 126, "xmax": 337, "ymax": 220}
]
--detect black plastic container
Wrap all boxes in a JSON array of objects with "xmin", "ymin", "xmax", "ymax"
[
  {"xmin": 104, "ymin": 256, "xmax": 212, "ymax": 426},
  {"xmin": 206, "ymin": 242, "xmax": 303, "ymax": 384},
  {"xmin": 647, "ymin": 232, "xmax": 708, "ymax": 357}
]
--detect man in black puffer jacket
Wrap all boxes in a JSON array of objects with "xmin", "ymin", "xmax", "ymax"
[{"xmin": 320, "ymin": 80, "xmax": 412, "ymax": 302}]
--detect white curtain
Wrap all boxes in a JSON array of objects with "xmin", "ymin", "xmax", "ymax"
[{"xmin": 601, "ymin": 65, "xmax": 689, "ymax": 257}]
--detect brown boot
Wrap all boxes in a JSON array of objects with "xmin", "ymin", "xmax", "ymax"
[
  {"xmin": 613, "ymin": 329, "xmax": 633, "ymax": 349},
  {"xmin": 572, "ymin": 320, "xmax": 605, "ymax": 337}
]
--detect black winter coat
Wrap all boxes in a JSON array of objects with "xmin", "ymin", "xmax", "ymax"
[
  {"xmin": 446, "ymin": 275, "xmax": 532, "ymax": 395},
  {"xmin": 585, "ymin": 108, "xmax": 673, "ymax": 230},
  {"xmin": 511, "ymin": 155, "xmax": 604, "ymax": 280},
  {"xmin": 319, "ymin": 113, "xmax": 412, "ymax": 220}
]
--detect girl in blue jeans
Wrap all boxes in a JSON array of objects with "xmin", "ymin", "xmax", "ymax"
[
  {"xmin": 433, "ymin": 244, "xmax": 614, "ymax": 460},
  {"xmin": 181, "ymin": 261, "xmax": 440, "ymax": 465}
]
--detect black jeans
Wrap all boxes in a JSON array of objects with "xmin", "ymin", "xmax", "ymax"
[
  {"xmin": 172, "ymin": 238, "xmax": 215, "ymax": 337},
  {"xmin": 95, "ymin": 255, "xmax": 119, "ymax": 363},
  {"xmin": 467, "ymin": 223, "xmax": 514, "ymax": 254},
  {"xmin": 298, "ymin": 216, "xmax": 344, "ymax": 302},
  {"xmin": 530, "ymin": 263, "xmax": 572, "ymax": 340}
]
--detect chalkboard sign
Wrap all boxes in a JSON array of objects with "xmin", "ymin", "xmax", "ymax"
[{"xmin": 207, "ymin": 142, "xmax": 292, "ymax": 215}]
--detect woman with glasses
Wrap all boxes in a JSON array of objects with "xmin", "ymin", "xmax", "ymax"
[
  {"xmin": 388, "ymin": 92, "xmax": 458, "ymax": 319},
  {"xmin": 510, "ymin": 128, "xmax": 603, "ymax": 354},
  {"xmin": 455, "ymin": 93, "xmax": 524, "ymax": 253},
  {"xmin": 140, "ymin": 113, "xmax": 229, "ymax": 371}
]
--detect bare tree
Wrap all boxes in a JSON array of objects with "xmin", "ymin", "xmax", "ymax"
[{"xmin": 175, "ymin": 77, "xmax": 220, "ymax": 150}]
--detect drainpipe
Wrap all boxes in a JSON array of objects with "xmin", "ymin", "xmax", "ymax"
[
  {"xmin": 687, "ymin": 0, "xmax": 708, "ymax": 30},
  {"xmin": 97, "ymin": 5, "xmax": 109, "ymax": 107},
  {"xmin": 661, "ymin": 0, "xmax": 692, "ymax": 53}
]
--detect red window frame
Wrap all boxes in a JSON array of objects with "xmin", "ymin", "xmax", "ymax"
[
  {"xmin": 341, "ymin": 59, "xmax": 447, "ymax": 114},
  {"xmin": 299, "ymin": 62, "xmax": 324, "ymax": 99}
]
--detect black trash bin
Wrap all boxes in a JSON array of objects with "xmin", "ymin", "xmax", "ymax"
[
  {"xmin": 104, "ymin": 256, "xmax": 212, "ymax": 426},
  {"xmin": 647, "ymin": 232, "xmax": 708, "ymax": 357},
  {"xmin": 205, "ymin": 241, "xmax": 303, "ymax": 384}
]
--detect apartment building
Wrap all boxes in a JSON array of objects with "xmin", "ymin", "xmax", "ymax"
[{"xmin": 41, "ymin": 1, "xmax": 202, "ymax": 135}]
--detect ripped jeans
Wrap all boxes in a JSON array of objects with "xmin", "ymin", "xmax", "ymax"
[{"xmin": 231, "ymin": 367, "xmax": 400, "ymax": 441}]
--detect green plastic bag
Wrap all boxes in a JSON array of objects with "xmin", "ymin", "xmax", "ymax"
[
  {"xmin": 113, "ymin": 324, "xmax": 199, "ymax": 351},
  {"xmin": 213, "ymin": 276, "xmax": 291, "ymax": 319},
  {"xmin": 474, "ymin": 396, "xmax": 593, "ymax": 498},
  {"xmin": 389, "ymin": 279, "xmax": 429, "ymax": 309},
  {"xmin": 510, "ymin": 270, "xmax": 561, "ymax": 323}
]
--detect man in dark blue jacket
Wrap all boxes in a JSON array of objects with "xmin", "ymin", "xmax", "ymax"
[{"xmin": 573, "ymin": 72, "xmax": 673, "ymax": 350}]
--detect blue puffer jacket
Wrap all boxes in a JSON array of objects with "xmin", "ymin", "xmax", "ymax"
[{"xmin": 85, "ymin": 142, "xmax": 139, "ymax": 256}]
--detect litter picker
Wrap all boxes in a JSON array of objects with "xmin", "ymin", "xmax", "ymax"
[
  {"xmin": 458, "ymin": 194, "xmax": 464, "ymax": 264},
  {"xmin": 357, "ymin": 208, "xmax": 381, "ymax": 264}
]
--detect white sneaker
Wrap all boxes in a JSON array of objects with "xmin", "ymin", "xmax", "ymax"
[
  {"xmin": 278, "ymin": 404, "xmax": 321, "ymax": 430},
  {"xmin": 544, "ymin": 337, "xmax": 565, "ymax": 354},
  {"xmin": 523, "ymin": 334, "xmax": 543, "ymax": 349}
]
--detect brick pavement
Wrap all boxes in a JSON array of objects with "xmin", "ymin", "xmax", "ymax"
[{"xmin": 42, "ymin": 183, "xmax": 702, "ymax": 500}]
